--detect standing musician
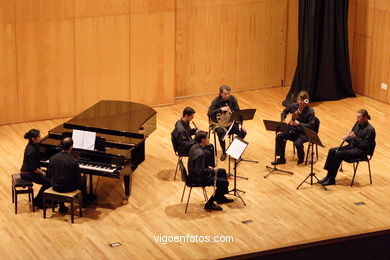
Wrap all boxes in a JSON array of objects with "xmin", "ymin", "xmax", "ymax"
[
  {"xmin": 172, "ymin": 107, "xmax": 215, "ymax": 167},
  {"xmin": 208, "ymin": 85, "xmax": 246, "ymax": 161},
  {"xmin": 272, "ymin": 90, "xmax": 315, "ymax": 165},
  {"xmin": 188, "ymin": 131, "xmax": 233, "ymax": 211},
  {"xmin": 20, "ymin": 129, "xmax": 51, "ymax": 209},
  {"xmin": 320, "ymin": 109, "xmax": 376, "ymax": 186}
]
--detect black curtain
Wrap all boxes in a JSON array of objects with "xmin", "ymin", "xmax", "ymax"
[{"xmin": 283, "ymin": 0, "xmax": 355, "ymax": 106}]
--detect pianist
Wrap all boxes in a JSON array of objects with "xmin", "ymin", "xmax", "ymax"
[
  {"xmin": 20, "ymin": 129, "xmax": 51, "ymax": 209},
  {"xmin": 48, "ymin": 137, "xmax": 88, "ymax": 211}
]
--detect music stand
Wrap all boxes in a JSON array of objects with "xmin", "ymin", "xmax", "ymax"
[
  {"xmin": 263, "ymin": 120, "xmax": 294, "ymax": 178},
  {"xmin": 226, "ymin": 137, "xmax": 248, "ymax": 206},
  {"xmin": 296, "ymin": 127, "xmax": 327, "ymax": 190}
]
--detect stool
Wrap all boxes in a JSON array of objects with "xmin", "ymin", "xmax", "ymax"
[
  {"xmin": 43, "ymin": 187, "xmax": 82, "ymax": 224},
  {"xmin": 12, "ymin": 174, "xmax": 34, "ymax": 214}
]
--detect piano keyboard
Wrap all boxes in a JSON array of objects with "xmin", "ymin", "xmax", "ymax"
[{"xmin": 41, "ymin": 160, "xmax": 117, "ymax": 174}]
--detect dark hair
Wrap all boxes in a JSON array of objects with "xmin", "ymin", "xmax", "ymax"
[
  {"xmin": 61, "ymin": 137, "xmax": 74, "ymax": 151},
  {"xmin": 183, "ymin": 107, "xmax": 196, "ymax": 117},
  {"xmin": 195, "ymin": 131, "xmax": 208, "ymax": 144},
  {"xmin": 357, "ymin": 109, "xmax": 371, "ymax": 120},
  {"xmin": 219, "ymin": 85, "xmax": 231, "ymax": 94},
  {"xmin": 24, "ymin": 129, "xmax": 40, "ymax": 141},
  {"xmin": 298, "ymin": 90, "xmax": 309, "ymax": 102}
]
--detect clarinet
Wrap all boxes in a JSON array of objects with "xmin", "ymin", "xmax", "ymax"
[{"xmin": 337, "ymin": 122, "xmax": 358, "ymax": 151}]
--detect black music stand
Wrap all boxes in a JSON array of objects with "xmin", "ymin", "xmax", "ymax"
[
  {"xmin": 296, "ymin": 127, "xmax": 327, "ymax": 190},
  {"xmin": 226, "ymin": 137, "xmax": 248, "ymax": 206},
  {"xmin": 263, "ymin": 120, "xmax": 294, "ymax": 178}
]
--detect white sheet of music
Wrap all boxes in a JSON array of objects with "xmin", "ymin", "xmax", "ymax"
[
  {"xmin": 226, "ymin": 137, "xmax": 248, "ymax": 160},
  {"xmin": 72, "ymin": 129, "xmax": 96, "ymax": 150}
]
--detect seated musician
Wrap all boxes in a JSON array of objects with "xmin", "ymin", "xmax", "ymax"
[
  {"xmin": 272, "ymin": 90, "xmax": 315, "ymax": 165},
  {"xmin": 172, "ymin": 107, "xmax": 215, "ymax": 167},
  {"xmin": 208, "ymin": 85, "xmax": 246, "ymax": 161},
  {"xmin": 20, "ymin": 129, "xmax": 51, "ymax": 209},
  {"xmin": 320, "ymin": 109, "xmax": 376, "ymax": 186},
  {"xmin": 48, "ymin": 137, "xmax": 89, "ymax": 212},
  {"xmin": 171, "ymin": 107, "xmax": 198, "ymax": 155},
  {"xmin": 188, "ymin": 131, "xmax": 233, "ymax": 211}
]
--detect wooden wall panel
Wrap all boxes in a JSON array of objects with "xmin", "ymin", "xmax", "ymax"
[
  {"xmin": 368, "ymin": 9, "xmax": 390, "ymax": 102},
  {"xmin": 284, "ymin": 0, "xmax": 298, "ymax": 86},
  {"xmin": 176, "ymin": 0, "xmax": 287, "ymax": 97},
  {"xmin": 15, "ymin": 0, "xmax": 75, "ymax": 121},
  {"xmin": 130, "ymin": 0, "xmax": 175, "ymax": 105},
  {"xmin": 351, "ymin": 35, "xmax": 372, "ymax": 95},
  {"xmin": 74, "ymin": 0, "xmax": 129, "ymax": 17},
  {"xmin": 0, "ymin": 0, "xmax": 18, "ymax": 123},
  {"xmin": 74, "ymin": 15, "xmax": 130, "ymax": 112}
]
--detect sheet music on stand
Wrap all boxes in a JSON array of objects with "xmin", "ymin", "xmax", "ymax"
[
  {"xmin": 226, "ymin": 137, "xmax": 248, "ymax": 160},
  {"xmin": 72, "ymin": 129, "xmax": 96, "ymax": 150}
]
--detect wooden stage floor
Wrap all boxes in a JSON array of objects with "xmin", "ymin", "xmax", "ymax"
[{"xmin": 1, "ymin": 87, "xmax": 389, "ymax": 259}]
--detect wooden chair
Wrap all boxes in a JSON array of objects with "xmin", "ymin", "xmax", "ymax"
[
  {"xmin": 12, "ymin": 173, "xmax": 34, "ymax": 214},
  {"xmin": 171, "ymin": 134, "xmax": 189, "ymax": 180},
  {"xmin": 43, "ymin": 187, "xmax": 82, "ymax": 224},
  {"xmin": 178, "ymin": 159, "xmax": 208, "ymax": 213}
]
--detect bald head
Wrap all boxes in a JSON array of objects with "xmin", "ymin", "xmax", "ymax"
[{"xmin": 61, "ymin": 137, "xmax": 74, "ymax": 152}]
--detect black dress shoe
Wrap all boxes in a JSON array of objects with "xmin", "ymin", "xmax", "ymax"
[
  {"xmin": 322, "ymin": 178, "xmax": 336, "ymax": 186},
  {"xmin": 220, "ymin": 153, "xmax": 227, "ymax": 161},
  {"xmin": 297, "ymin": 158, "xmax": 304, "ymax": 165},
  {"xmin": 204, "ymin": 202, "xmax": 223, "ymax": 211},
  {"xmin": 319, "ymin": 176, "xmax": 329, "ymax": 183},
  {"xmin": 271, "ymin": 158, "xmax": 286, "ymax": 165},
  {"xmin": 216, "ymin": 196, "xmax": 234, "ymax": 204}
]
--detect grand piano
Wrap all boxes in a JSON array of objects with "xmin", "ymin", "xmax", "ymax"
[{"xmin": 39, "ymin": 100, "xmax": 157, "ymax": 198}]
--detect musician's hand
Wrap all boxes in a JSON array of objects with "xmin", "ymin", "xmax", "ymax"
[
  {"xmin": 348, "ymin": 131, "xmax": 356, "ymax": 138},
  {"xmin": 221, "ymin": 106, "xmax": 230, "ymax": 112},
  {"xmin": 238, "ymin": 124, "xmax": 242, "ymax": 131}
]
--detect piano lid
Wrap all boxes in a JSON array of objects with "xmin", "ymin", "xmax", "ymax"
[{"xmin": 64, "ymin": 100, "xmax": 157, "ymax": 139}]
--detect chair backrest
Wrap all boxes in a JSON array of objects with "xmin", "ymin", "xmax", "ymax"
[
  {"xmin": 178, "ymin": 159, "xmax": 189, "ymax": 185},
  {"xmin": 314, "ymin": 117, "xmax": 320, "ymax": 133},
  {"xmin": 368, "ymin": 140, "xmax": 376, "ymax": 157},
  {"xmin": 171, "ymin": 132, "xmax": 179, "ymax": 155}
]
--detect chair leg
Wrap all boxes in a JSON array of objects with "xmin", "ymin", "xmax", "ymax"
[
  {"xmin": 43, "ymin": 194, "xmax": 46, "ymax": 219},
  {"xmin": 79, "ymin": 194, "xmax": 83, "ymax": 217},
  {"xmin": 12, "ymin": 181, "xmax": 14, "ymax": 203},
  {"xmin": 305, "ymin": 143, "xmax": 311, "ymax": 165},
  {"xmin": 202, "ymin": 187, "xmax": 208, "ymax": 201},
  {"xmin": 15, "ymin": 192, "xmax": 18, "ymax": 214},
  {"xmin": 351, "ymin": 162, "xmax": 360, "ymax": 187},
  {"xmin": 213, "ymin": 132, "xmax": 218, "ymax": 156},
  {"xmin": 181, "ymin": 184, "xmax": 186, "ymax": 203},
  {"xmin": 293, "ymin": 144, "xmax": 295, "ymax": 156},
  {"xmin": 31, "ymin": 189, "xmax": 35, "ymax": 212},
  {"xmin": 174, "ymin": 159, "xmax": 179, "ymax": 180},
  {"xmin": 368, "ymin": 160, "xmax": 372, "ymax": 184},
  {"xmin": 185, "ymin": 188, "xmax": 193, "ymax": 213},
  {"xmin": 316, "ymin": 144, "xmax": 319, "ymax": 160},
  {"xmin": 71, "ymin": 201, "xmax": 74, "ymax": 224}
]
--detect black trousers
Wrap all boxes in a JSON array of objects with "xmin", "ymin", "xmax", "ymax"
[
  {"xmin": 324, "ymin": 146, "xmax": 366, "ymax": 180},
  {"xmin": 53, "ymin": 175, "xmax": 87, "ymax": 201},
  {"xmin": 214, "ymin": 122, "xmax": 247, "ymax": 153},
  {"xmin": 276, "ymin": 131, "xmax": 307, "ymax": 159},
  {"xmin": 21, "ymin": 172, "xmax": 51, "ymax": 205},
  {"xmin": 204, "ymin": 169, "xmax": 229, "ymax": 201}
]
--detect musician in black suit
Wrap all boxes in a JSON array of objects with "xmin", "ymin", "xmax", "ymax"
[
  {"xmin": 48, "ymin": 137, "xmax": 88, "ymax": 211},
  {"xmin": 20, "ymin": 129, "xmax": 51, "ymax": 209},
  {"xmin": 188, "ymin": 131, "xmax": 233, "ymax": 211},
  {"xmin": 272, "ymin": 91, "xmax": 315, "ymax": 165},
  {"xmin": 208, "ymin": 85, "xmax": 246, "ymax": 161},
  {"xmin": 320, "ymin": 109, "xmax": 376, "ymax": 185},
  {"xmin": 172, "ymin": 107, "xmax": 215, "ymax": 167}
]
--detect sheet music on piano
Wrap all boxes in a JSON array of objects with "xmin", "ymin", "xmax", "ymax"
[{"xmin": 72, "ymin": 129, "xmax": 96, "ymax": 150}]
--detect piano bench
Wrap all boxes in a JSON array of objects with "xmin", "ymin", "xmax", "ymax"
[
  {"xmin": 12, "ymin": 174, "xmax": 34, "ymax": 214},
  {"xmin": 43, "ymin": 188, "xmax": 82, "ymax": 224}
]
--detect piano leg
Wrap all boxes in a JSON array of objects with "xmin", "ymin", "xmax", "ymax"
[
  {"xmin": 123, "ymin": 175, "xmax": 131, "ymax": 198},
  {"xmin": 89, "ymin": 174, "xmax": 93, "ymax": 194}
]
